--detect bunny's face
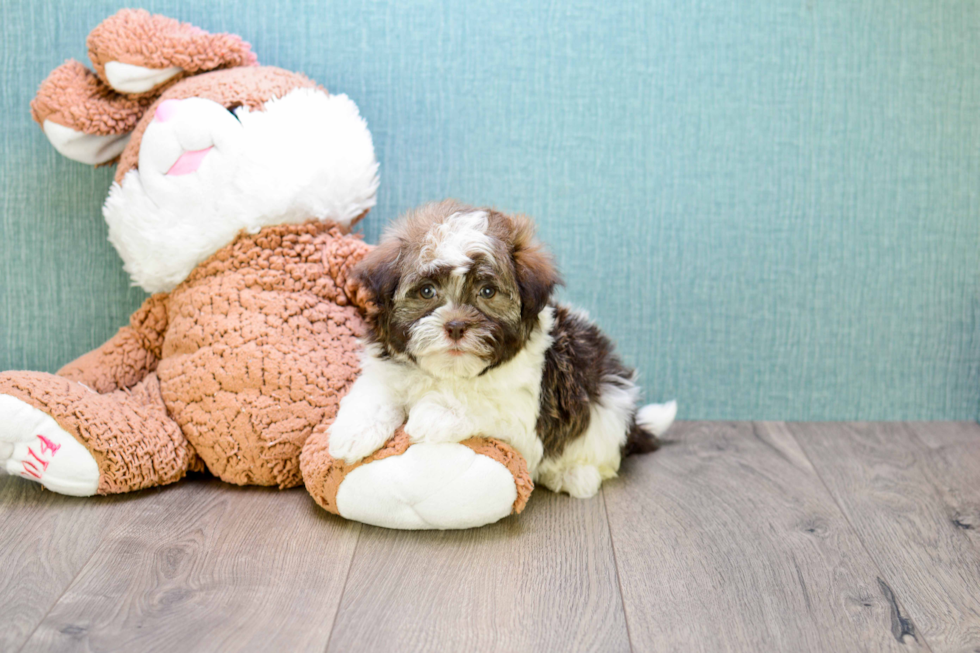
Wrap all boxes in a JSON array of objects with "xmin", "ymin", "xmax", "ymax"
[
  {"xmin": 104, "ymin": 68, "xmax": 378, "ymax": 293},
  {"xmin": 31, "ymin": 11, "xmax": 379, "ymax": 293}
]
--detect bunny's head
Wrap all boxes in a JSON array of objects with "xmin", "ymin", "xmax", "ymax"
[{"xmin": 31, "ymin": 10, "xmax": 378, "ymax": 293}]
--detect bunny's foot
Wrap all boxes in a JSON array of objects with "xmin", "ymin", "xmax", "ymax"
[{"xmin": 0, "ymin": 394, "xmax": 99, "ymax": 496}]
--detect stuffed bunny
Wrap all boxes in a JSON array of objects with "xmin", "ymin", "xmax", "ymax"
[{"xmin": 0, "ymin": 10, "xmax": 532, "ymax": 530}]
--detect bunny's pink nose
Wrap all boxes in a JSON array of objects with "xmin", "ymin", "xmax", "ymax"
[{"xmin": 154, "ymin": 99, "xmax": 181, "ymax": 123}]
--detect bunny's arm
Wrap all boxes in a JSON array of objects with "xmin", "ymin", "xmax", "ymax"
[{"xmin": 57, "ymin": 294, "xmax": 169, "ymax": 394}]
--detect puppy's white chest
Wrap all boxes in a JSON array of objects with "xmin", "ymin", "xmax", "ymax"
[
  {"xmin": 367, "ymin": 307, "xmax": 556, "ymax": 473},
  {"xmin": 402, "ymin": 364, "xmax": 545, "ymax": 471}
]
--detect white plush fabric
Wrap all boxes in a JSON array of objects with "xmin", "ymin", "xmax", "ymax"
[
  {"xmin": 336, "ymin": 442, "xmax": 518, "ymax": 530},
  {"xmin": 104, "ymin": 87, "xmax": 379, "ymax": 293},
  {"xmin": 103, "ymin": 61, "xmax": 182, "ymax": 94},
  {"xmin": 43, "ymin": 120, "xmax": 131, "ymax": 165},
  {"xmin": 0, "ymin": 395, "xmax": 99, "ymax": 496}
]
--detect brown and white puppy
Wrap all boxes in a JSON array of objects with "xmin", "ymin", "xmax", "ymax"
[{"xmin": 328, "ymin": 200, "xmax": 676, "ymax": 498}]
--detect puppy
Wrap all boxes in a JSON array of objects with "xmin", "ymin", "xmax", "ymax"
[{"xmin": 328, "ymin": 200, "xmax": 676, "ymax": 498}]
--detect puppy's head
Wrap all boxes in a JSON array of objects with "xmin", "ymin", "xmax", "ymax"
[{"xmin": 355, "ymin": 199, "xmax": 561, "ymax": 378}]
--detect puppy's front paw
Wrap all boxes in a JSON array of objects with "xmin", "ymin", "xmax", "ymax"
[
  {"xmin": 405, "ymin": 400, "xmax": 473, "ymax": 445},
  {"xmin": 561, "ymin": 465, "xmax": 603, "ymax": 499},
  {"xmin": 328, "ymin": 410, "xmax": 400, "ymax": 464}
]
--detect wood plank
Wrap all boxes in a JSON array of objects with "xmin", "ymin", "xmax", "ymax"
[
  {"xmin": 0, "ymin": 476, "xmax": 130, "ymax": 651},
  {"xmin": 604, "ymin": 421, "xmax": 925, "ymax": 653},
  {"xmin": 791, "ymin": 422, "xmax": 980, "ymax": 653},
  {"xmin": 903, "ymin": 422, "xmax": 980, "ymax": 552},
  {"xmin": 326, "ymin": 489, "xmax": 630, "ymax": 653},
  {"xmin": 19, "ymin": 476, "xmax": 361, "ymax": 653}
]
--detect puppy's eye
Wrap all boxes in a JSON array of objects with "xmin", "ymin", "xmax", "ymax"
[
  {"xmin": 419, "ymin": 284, "xmax": 437, "ymax": 300},
  {"xmin": 479, "ymin": 285, "xmax": 497, "ymax": 299}
]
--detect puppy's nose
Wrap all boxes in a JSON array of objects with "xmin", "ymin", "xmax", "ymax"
[{"xmin": 445, "ymin": 320, "xmax": 468, "ymax": 342}]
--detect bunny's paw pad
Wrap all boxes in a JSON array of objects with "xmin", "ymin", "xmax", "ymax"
[{"xmin": 335, "ymin": 442, "xmax": 518, "ymax": 530}]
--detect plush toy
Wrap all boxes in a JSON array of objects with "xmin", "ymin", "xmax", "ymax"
[{"xmin": 0, "ymin": 9, "xmax": 533, "ymax": 530}]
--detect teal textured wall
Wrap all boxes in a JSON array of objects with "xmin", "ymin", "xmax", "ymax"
[{"xmin": 1, "ymin": 0, "xmax": 979, "ymax": 420}]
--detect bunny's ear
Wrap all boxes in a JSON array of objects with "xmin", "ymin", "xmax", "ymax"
[
  {"xmin": 86, "ymin": 9, "xmax": 257, "ymax": 95},
  {"xmin": 30, "ymin": 60, "xmax": 154, "ymax": 165}
]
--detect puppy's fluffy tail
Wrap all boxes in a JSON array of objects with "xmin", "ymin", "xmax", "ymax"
[{"xmin": 625, "ymin": 400, "xmax": 677, "ymax": 455}]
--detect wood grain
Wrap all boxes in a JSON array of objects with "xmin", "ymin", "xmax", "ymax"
[
  {"xmin": 791, "ymin": 422, "xmax": 980, "ymax": 653},
  {"xmin": 18, "ymin": 476, "xmax": 361, "ymax": 653},
  {"xmin": 0, "ymin": 476, "xmax": 130, "ymax": 651},
  {"xmin": 903, "ymin": 422, "xmax": 980, "ymax": 552},
  {"xmin": 603, "ymin": 421, "xmax": 925, "ymax": 652},
  {"xmin": 3, "ymin": 423, "xmax": 978, "ymax": 653},
  {"xmin": 326, "ymin": 489, "xmax": 630, "ymax": 653}
]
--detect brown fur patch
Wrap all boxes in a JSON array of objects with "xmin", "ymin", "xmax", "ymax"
[
  {"xmin": 498, "ymin": 212, "xmax": 562, "ymax": 328},
  {"xmin": 624, "ymin": 419, "xmax": 661, "ymax": 455},
  {"xmin": 353, "ymin": 236, "xmax": 409, "ymax": 356},
  {"xmin": 536, "ymin": 305, "xmax": 658, "ymax": 459}
]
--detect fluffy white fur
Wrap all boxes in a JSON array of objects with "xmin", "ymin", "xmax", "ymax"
[
  {"xmin": 418, "ymin": 210, "xmax": 495, "ymax": 273},
  {"xmin": 637, "ymin": 400, "xmax": 678, "ymax": 436},
  {"xmin": 104, "ymin": 87, "xmax": 379, "ymax": 293}
]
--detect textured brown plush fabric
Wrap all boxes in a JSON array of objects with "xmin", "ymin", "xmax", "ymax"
[
  {"xmin": 1, "ymin": 222, "xmax": 371, "ymax": 493},
  {"xmin": 0, "ymin": 371, "xmax": 196, "ymax": 494},
  {"xmin": 155, "ymin": 222, "xmax": 370, "ymax": 488},
  {"xmin": 87, "ymin": 9, "xmax": 257, "ymax": 93},
  {"xmin": 30, "ymin": 59, "xmax": 156, "ymax": 136},
  {"xmin": 300, "ymin": 427, "xmax": 534, "ymax": 516},
  {"xmin": 58, "ymin": 294, "xmax": 169, "ymax": 393}
]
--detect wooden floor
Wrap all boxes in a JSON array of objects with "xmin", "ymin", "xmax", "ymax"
[{"xmin": 2, "ymin": 422, "xmax": 979, "ymax": 652}]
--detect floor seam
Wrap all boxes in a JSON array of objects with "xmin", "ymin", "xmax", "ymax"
[
  {"xmin": 601, "ymin": 485, "xmax": 636, "ymax": 653},
  {"xmin": 322, "ymin": 522, "xmax": 362, "ymax": 653},
  {"xmin": 781, "ymin": 421, "xmax": 937, "ymax": 653}
]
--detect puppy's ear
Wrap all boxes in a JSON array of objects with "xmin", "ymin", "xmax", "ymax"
[
  {"xmin": 353, "ymin": 238, "xmax": 403, "ymax": 342},
  {"xmin": 354, "ymin": 238, "xmax": 401, "ymax": 316},
  {"xmin": 508, "ymin": 214, "xmax": 562, "ymax": 324}
]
